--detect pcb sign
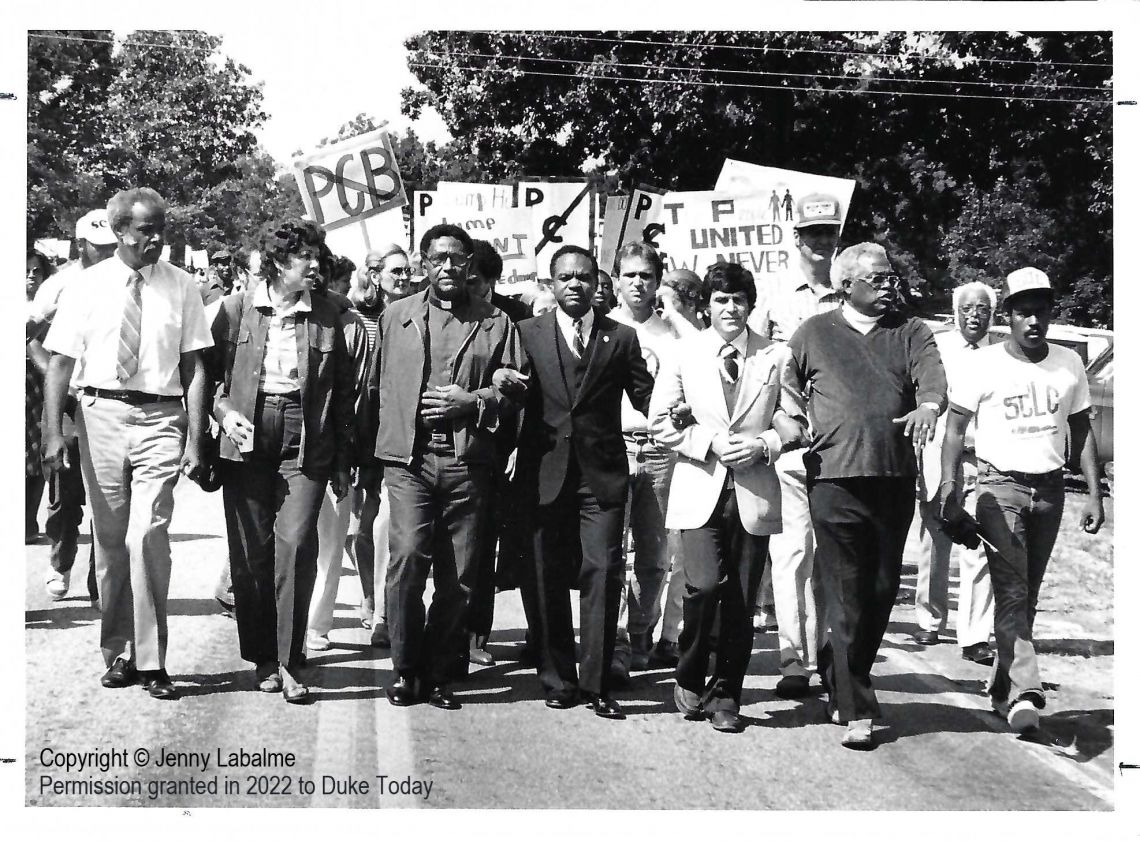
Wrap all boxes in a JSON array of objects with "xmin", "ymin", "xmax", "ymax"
[{"xmin": 292, "ymin": 128, "xmax": 407, "ymax": 232}]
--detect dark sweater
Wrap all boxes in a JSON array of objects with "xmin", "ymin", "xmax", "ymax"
[{"xmin": 788, "ymin": 307, "xmax": 946, "ymax": 481}]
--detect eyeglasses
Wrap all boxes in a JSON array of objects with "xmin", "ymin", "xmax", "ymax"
[
  {"xmin": 421, "ymin": 251, "xmax": 471, "ymax": 270},
  {"xmin": 959, "ymin": 304, "xmax": 992, "ymax": 315},
  {"xmin": 859, "ymin": 273, "xmax": 903, "ymax": 291},
  {"xmin": 371, "ymin": 265, "xmax": 412, "ymax": 277}
]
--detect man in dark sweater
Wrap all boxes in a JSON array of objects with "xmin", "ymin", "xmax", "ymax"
[{"xmin": 787, "ymin": 242, "xmax": 947, "ymax": 749}]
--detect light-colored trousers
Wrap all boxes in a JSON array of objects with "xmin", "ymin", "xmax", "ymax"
[
  {"xmin": 765, "ymin": 450, "xmax": 823, "ymax": 677},
  {"xmin": 307, "ymin": 487, "xmax": 352, "ymax": 638},
  {"xmin": 914, "ymin": 457, "xmax": 993, "ymax": 646},
  {"xmin": 76, "ymin": 394, "xmax": 186, "ymax": 672}
]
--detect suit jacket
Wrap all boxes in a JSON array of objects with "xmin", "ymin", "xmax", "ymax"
[
  {"xmin": 369, "ymin": 289, "xmax": 525, "ymax": 466},
  {"xmin": 516, "ymin": 309, "xmax": 654, "ymax": 508},
  {"xmin": 648, "ymin": 328, "xmax": 795, "ymax": 536}
]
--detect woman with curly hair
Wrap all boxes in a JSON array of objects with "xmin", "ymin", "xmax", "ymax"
[{"xmin": 207, "ymin": 220, "xmax": 355, "ymax": 702}]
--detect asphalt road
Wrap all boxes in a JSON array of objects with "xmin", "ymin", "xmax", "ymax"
[{"xmin": 24, "ymin": 478, "xmax": 1114, "ymax": 810}]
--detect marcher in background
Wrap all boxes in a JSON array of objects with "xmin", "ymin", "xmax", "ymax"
[
  {"xmin": 41, "ymin": 187, "xmax": 213, "ymax": 701},
  {"xmin": 938, "ymin": 267, "xmax": 1103, "ymax": 734},
  {"xmin": 747, "ymin": 193, "xmax": 845, "ymax": 700},
  {"xmin": 657, "ymin": 268, "xmax": 706, "ymax": 335},
  {"xmin": 608, "ymin": 241, "xmax": 681, "ymax": 682},
  {"xmin": 209, "ymin": 219, "xmax": 354, "ymax": 703},
  {"xmin": 650, "ymin": 262, "xmax": 800, "ymax": 733},
  {"xmin": 305, "ymin": 245, "xmax": 371, "ymax": 654},
  {"xmin": 371, "ymin": 224, "xmax": 524, "ymax": 710},
  {"xmin": 26, "ymin": 251, "xmax": 54, "ymax": 542},
  {"xmin": 914, "ymin": 282, "xmax": 998, "ymax": 661},
  {"xmin": 352, "ymin": 243, "xmax": 414, "ymax": 646},
  {"xmin": 28, "ymin": 211, "xmax": 118, "ymax": 603},
  {"xmin": 462, "ymin": 239, "xmax": 534, "ymax": 671},
  {"xmin": 788, "ymin": 242, "xmax": 946, "ymax": 749},
  {"xmin": 592, "ymin": 269, "xmax": 617, "ymax": 315},
  {"xmin": 503, "ymin": 244, "xmax": 654, "ymax": 720}
]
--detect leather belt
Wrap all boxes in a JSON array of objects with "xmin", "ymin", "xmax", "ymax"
[
  {"xmin": 83, "ymin": 387, "xmax": 181, "ymax": 405},
  {"xmin": 977, "ymin": 459, "xmax": 1062, "ymax": 484}
]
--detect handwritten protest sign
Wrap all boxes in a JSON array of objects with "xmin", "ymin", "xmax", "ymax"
[
  {"xmin": 435, "ymin": 181, "xmax": 514, "ymax": 213},
  {"xmin": 517, "ymin": 180, "xmax": 596, "ymax": 275},
  {"xmin": 659, "ymin": 165, "xmax": 855, "ymax": 278},
  {"xmin": 291, "ymin": 127, "xmax": 408, "ymax": 259},
  {"xmin": 414, "ymin": 190, "xmax": 538, "ymax": 288}
]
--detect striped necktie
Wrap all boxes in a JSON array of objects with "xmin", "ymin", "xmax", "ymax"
[
  {"xmin": 720, "ymin": 344, "xmax": 739, "ymax": 383},
  {"xmin": 116, "ymin": 270, "xmax": 144, "ymax": 381},
  {"xmin": 573, "ymin": 319, "xmax": 586, "ymax": 357}
]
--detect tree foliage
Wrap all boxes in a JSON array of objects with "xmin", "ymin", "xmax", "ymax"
[
  {"xmin": 27, "ymin": 30, "xmax": 299, "ymax": 263},
  {"xmin": 402, "ymin": 30, "xmax": 1112, "ymax": 326}
]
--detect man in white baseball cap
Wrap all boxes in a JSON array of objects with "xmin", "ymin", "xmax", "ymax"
[
  {"xmin": 938, "ymin": 266, "xmax": 1104, "ymax": 734},
  {"xmin": 30, "ymin": 210, "xmax": 118, "ymax": 325}
]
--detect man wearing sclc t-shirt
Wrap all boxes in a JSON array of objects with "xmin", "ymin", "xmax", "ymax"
[{"xmin": 938, "ymin": 267, "xmax": 1104, "ymax": 736}]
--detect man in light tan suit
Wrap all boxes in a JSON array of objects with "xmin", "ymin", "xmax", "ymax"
[{"xmin": 649, "ymin": 262, "xmax": 802, "ymax": 733}]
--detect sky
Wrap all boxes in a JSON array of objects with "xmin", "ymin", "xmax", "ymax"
[{"xmin": 210, "ymin": 27, "xmax": 451, "ymax": 166}]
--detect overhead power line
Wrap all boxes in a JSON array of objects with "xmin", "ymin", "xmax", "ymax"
[
  {"xmin": 435, "ymin": 48, "xmax": 1110, "ymax": 93},
  {"xmin": 469, "ymin": 30, "xmax": 1113, "ymax": 70},
  {"xmin": 407, "ymin": 60, "xmax": 1112, "ymax": 107},
  {"xmin": 29, "ymin": 32, "xmax": 218, "ymax": 54}
]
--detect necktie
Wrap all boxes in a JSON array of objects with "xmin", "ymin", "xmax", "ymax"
[
  {"xmin": 720, "ymin": 345, "xmax": 739, "ymax": 383},
  {"xmin": 967, "ymin": 342, "xmax": 979, "ymax": 350},
  {"xmin": 573, "ymin": 319, "xmax": 586, "ymax": 357},
  {"xmin": 116, "ymin": 270, "xmax": 144, "ymax": 381}
]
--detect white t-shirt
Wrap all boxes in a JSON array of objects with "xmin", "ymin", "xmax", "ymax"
[
  {"xmin": 951, "ymin": 342, "xmax": 1091, "ymax": 473},
  {"xmin": 607, "ymin": 308, "xmax": 679, "ymax": 434}
]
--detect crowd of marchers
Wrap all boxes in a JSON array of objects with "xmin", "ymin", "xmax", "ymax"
[{"xmin": 26, "ymin": 185, "xmax": 1104, "ymax": 750}]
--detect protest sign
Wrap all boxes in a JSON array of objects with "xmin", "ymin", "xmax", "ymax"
[
  {"xmin": 414, "ymin": 190, "xmax": 539, "ymax": 288},
  {"xmin": 597, "ymin": 195, "xmax": 629, "ymax": 276},
  {"xmin": 517, "ymin": 179, "xmax": 596, "ymax": 275},
  {"xmin": 600, "ymin": 187, "xmax": 667, "ymax": 273},
  {"xmin": 323, "ymin": 207, "xmax": 407, "ymax": 266},
  {"xmin": 291, "ymin": 127, "xmax": 408, "ymax": 259},
  {"xmin": 659, "ymin": 165, "xmax": 855, "ymax": 278},
  {"xmin": 34, "ymin": 238, "xmax": 71, "ymax": 262},
  {"xmin": 435, "ymin": 181, "xmax": 514, "ymax": 213}
]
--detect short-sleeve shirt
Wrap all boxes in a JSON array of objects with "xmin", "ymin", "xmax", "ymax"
[
  {"xmin": 607, "ymin": 308, "xmax": 679, "ymax": 434},
  {"xmin": 952, "ymin": 342, "xmax": 1091, "ymax": 473},
  {"xmin": 44, "ymin": 255, "xmax": 214, "ymax": 396}
]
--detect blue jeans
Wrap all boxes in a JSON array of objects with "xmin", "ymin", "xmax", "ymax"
[{"xmin": 974, "ymin": 462, "xmax": 1065, "ymax": 705}]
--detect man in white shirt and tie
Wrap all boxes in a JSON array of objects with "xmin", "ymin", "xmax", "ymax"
[
  {"xmin": 40, "ymin": 188, "xmax": 212, "ymax": 700},
  {"xmin": 914, "ymin": 282, "xmax": 998, "ymax": 662}
]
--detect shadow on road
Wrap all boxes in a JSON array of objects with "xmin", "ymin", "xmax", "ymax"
[{"xmin": 1035, "ymin": 638, "xmax": 1114, "ymax": 658}]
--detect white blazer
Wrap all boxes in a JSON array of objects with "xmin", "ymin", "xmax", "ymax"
[{"xmin": 649, "ymin": 328, "xmax": 795, "ymax": 536}]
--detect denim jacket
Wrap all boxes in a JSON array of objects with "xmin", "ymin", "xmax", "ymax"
[{"xmin": 208, "ymin": 287, "xmax": 355, "ymax": 475}]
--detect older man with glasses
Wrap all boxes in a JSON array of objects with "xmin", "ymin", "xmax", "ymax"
[
  {"xmin": 787, "ymin": 243, "xmax": 946, "ymax": 749},
  {"xmin": 913, "ymin": 282, "xmax": 998, "ymax": 662},
  {"xmin": 368, "ymin": 224, "xmax": 525, "ymax": 710}
]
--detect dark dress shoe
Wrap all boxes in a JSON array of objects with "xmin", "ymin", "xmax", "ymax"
[
  {"xmin": 961, "ymin": 642, "xmax": 995, "ymax": 665},
  {"xmin": 427, "ymin": 686, "xmax": 461, "ymax": 710},
  {"xmin": 370, "ymin": 621, "xmax": 391, "ymax": 649},
  {"xmin": 913, "ymin": 629, "xmax": 940, "ymax": 646},
  {"xmin": 468, "ymin": 646, "xmax": 495, "ymax": 667},
  {"xmin": 140, "ymin": 671, "xmax": 179, "ymax": 700},
  {"xmin": 386, "ymin": 677, "xmax": 418, "ymax": 707},
  {"xmin": 651, "ymin": 640, "xmax": 680, "ymax": 668},
  {"xmin": 709, "ymin": 709, "xmax": 744, "ymax": 733},
  {"xmin": 544, "ymin": 689, "xmax": 579, "ymax": 710},
  {"xmin": 101, "ymin": 658, "xmax": 138, "ymax": 689},
  {"xmin": 585, "ymin": 694, "xmax": 626, "ymax": 720},
  {"xmin": 774, "ymin": 674, "xmax": 811, "ymax": 699}
]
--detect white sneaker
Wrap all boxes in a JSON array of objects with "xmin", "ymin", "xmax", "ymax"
[
  {"xmin": 305, "ymin": 631, "xmax": 331, "ymax": 652},
  {"xmin": 45, "ymin": 571, "xmax": 70, "ymax": 600},
  {"xmin": 1007, "ymin": 698, "xmax": 1040, "ymax": 734}
]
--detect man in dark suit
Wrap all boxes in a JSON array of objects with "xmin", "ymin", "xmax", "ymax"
[{"xmin": 499, "ymin": 245, "xmax": 654, "ymax": 720}]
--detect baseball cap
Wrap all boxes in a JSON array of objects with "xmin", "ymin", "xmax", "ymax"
[
  {"xmin": 1002, "ymin": 267, "xmax": 1052, "ymax": 304},
  {"xmin": 76, "ymin": 210, "xmax": 117, "ymax": 245},
  {"xmin": 794, "ymin": 193, "xmax": 842, "ymax": 229}
]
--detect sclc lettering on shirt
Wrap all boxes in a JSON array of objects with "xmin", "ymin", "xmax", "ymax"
[{"xmin": 1003, "ymin": 382, "xmax": 1061, "ymax": 420}]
